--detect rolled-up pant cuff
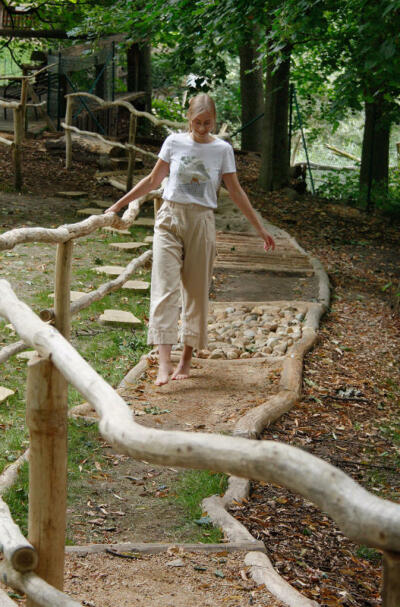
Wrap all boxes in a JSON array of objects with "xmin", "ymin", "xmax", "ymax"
[
  {"xmin": 180, "ymin": 331, "xmax": 207, "ymax": 350},
  {"xmin": 147, "ymin": 329, "xmax": 178, "ymax": 346}
]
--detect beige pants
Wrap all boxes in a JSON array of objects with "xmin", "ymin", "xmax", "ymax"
[{"xmin": 147, "ymin": 200, "xmax": 216, "ymax": 350}]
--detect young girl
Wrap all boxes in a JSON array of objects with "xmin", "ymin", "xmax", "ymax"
[{"xmin": 106, "ymin": 94, "xmax": 275, "ymax": 386}]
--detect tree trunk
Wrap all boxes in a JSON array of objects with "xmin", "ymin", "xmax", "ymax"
[
  {"xmin": 239, "ymin": 43, "xmax": 264, "ymax": 153},
  {"xmin": 360, "ymin": 97, "xmax": 390, "ymax": 212},
  {"xmin": 127, "ymin": 42, "xmax": 152, "ymax": 113},
  {"xmin": 259, "ymin": 44, "xmax": 291, "ymax": 191}
]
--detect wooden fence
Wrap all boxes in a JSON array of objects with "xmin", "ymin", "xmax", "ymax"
[
  {"xmin": 0, "ymin": 65, "xmax": 57, "ymax": 191},
  {"xmin": 1, "ymin": 200, "xmax": 400, "ymax": 606}
]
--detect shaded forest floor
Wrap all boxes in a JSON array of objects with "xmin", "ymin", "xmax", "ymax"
[{"xmin": 1, "ymin": 138, "xmax": 400, "ymax": 606}]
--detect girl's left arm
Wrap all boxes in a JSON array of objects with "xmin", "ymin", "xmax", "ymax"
[{"xmin": 222, "ymin": 172, "xmax": 275, "ymax": 252}]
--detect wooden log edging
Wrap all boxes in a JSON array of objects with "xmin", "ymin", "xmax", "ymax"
[
  {"xmin": 0, "ymin": 560, "xmax": 82, "ymax": 607},
  {"xmin": 245, "ymin": 552, "xmax": 319, "ymax": 607},
  {"xmin": 40, "ymin": 249, "xmax": 153, "ymax": 323},
  {"xmin": 0, "ymin": 188, "xmax": 162, "ymax": 252},
  {"xmin": 2, "ymin": 280, "xmax": 400, "ymax": 555},
  {"xmin": 0, "ymin": 497, "xmax": 38, "ymax": 573}
]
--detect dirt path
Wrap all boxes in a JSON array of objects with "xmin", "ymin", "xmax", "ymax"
[{"xmin": 2, "ymin": 141, "xmax": 398, "ymax": 606}]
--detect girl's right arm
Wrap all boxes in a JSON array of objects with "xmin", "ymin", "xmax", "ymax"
[{"xmin": 105, "ymin": 158, "xmax": 170, "ymax": 214}]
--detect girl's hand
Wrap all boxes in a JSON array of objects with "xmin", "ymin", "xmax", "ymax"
[
  {"xmin": 262, "ymin": 231, "xmax": 275, "ymax": 253},
  {"xmin": 104, "ymin": 201, "xmax": 123, "ymax": 214}
]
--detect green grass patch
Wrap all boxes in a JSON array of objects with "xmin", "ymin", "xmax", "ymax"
[{"xmin": 172, "ymin": 470, "xmax": 229, "ymax": 543}]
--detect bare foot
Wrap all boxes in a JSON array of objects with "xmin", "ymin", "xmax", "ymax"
[
  {"xmin": 171, "ymin": 359, "xmax": 191, "ymax": 381},
  {"xmin": 155, "ymin": 362, "xmax": 173, "ymax": 386}
]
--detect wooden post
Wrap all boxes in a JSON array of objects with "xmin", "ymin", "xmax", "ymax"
[
  {"xmin": 20, "ymin": 78, "xmax": 28, "ymax": 135},
  {"xmin": 126, "ymin": 112, "xmax": 137, "ymax": 192},
  {"xmin": 54, "ymin": 240, "xmax": 73, "ymax": 340},
  {"xmin": 26, "ymin": 82, "xmax": 57, "ymax": 133},
  {"xmin": 26, "ymin": 356, "xmax": 68, "ymax": 606},
  {"xmin": 12, "ymin": 106, "xmax": 23, "ymax": 191},
  {"xmin": 65, "ymin": 97, "xmax": 73, "ymax": 170},
  {"xmin": 382, "ymin": 551, "xmax": 400, "ymax": 607}
]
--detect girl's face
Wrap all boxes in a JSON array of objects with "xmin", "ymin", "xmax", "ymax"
[{"xmin": 190, "ymin": 111, "xmax": 215, "ymax": 143}]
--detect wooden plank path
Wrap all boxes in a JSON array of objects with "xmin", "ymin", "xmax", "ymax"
[{"xmin": 215, "ymin": 231, "xmax": 313, "ymax": 275}]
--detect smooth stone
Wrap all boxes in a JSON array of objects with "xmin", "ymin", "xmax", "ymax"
[
  {"xmin": 92, "ymin": 265, "xmax": 125, "ymax": 275},
  {"xmin": 240, "ymin": 352, "xmax": 251, "ymax": 359},
  {"xmin": 226, "ymin": 350, "xmax": 240, "ymax": 360},
  {"xmin": 90, "ymin": 199, "xmax": 112, "ymax": 209},
  {"xmin": 196, "ymin": 349, "xmax": 211, "ymax": 358},
  {"xmin": 77, "ymin": 208, "xmax": 103, "ymax": 216},
  {"xmin": 109, "ymin": 242, "xmax": 147, "ymax": 250},
  {"xmin": 49, "ymin": 290, "xmax": 86, "ymax": 302},
  {"xmin": 99, "ymin": 310, "xmax": 142, "ymax": 326},
  {"xmin": 102, "ymin": 227, "xmax": 131, "ymax": 235},
  {"xmin": 134, "ymin": 218, "xmax": 155, "ymax": 227},
  {"xmin": 267, "ymin": 337, "xmax": 280, "ymax": 348},
  {"xmin": 225, "ymin": 307, "xmax": 236, "ymax": 314},
  {"xmin": 0, "ymin": 386, "xmax": 15, "ymax": 402},
  {"xmin": 56, "ymin": 191, "xmax": 87, "ymax": 198},
  {"xmin": 122, "ymin": 280, "xmax": 150, "ymax": 291},
  {"xmin": 296, "ymin": 312, "xmax": 306, "ymax": 321},
  {"xmin": 243, "ymin": 330, "xmax": 255, "ymax": 339},
  {"xmin": 16, "ymin": 350, "xmax": 37, "ymax": 360},
  {"xmin": 209, "ymin": 349, "xmax": 225, "ymax": 359}
]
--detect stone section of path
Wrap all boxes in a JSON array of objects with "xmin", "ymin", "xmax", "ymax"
[
  {"xmin": 77, "ymin": 207, "xmax": 103, "ymax": 216},
  {"xmin": 91, "ymin": 265, "xmax": 125, "ymax": 276},
  {"xmin": 183, "ymin": 301, "xmax": 308, "ymax": 360},
  {"xmin": 49, "ymin": 290, "xmax": 87, "ymax": 302},
  {"xmin": 99, "ymin": 310, "xmax": 142, "ymax": 327},
  {"xmin": 0, "ymin": 386, "xmax": 14, "ymax": 402},
  {"xmin": 121, "ymin": 280, "xmax": 150, "ymax": 291},
  {"xmin": 109, "ymin": 242, "xmax": 147, "ymax": 251}
]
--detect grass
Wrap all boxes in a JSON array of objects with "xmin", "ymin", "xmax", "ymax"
[
  {"xmin": 172, "ymin": 470, "xmax": 229, "ymax": 543},
  {"xmin": 0, "ymin": 221, "xmax": 153, "ymax": 521}
]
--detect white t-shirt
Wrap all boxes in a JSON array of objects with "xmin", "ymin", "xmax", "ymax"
[{"xmin": 158, "ymin": 133, "xmax": 236, "ymax": 209}]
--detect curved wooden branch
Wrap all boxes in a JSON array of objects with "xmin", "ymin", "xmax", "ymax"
[
  {"xmin": 65, "ymin": 91, "xmax": 186, "ymax": 130},
  {"xmin": 1, "ymin": 279, "xmax": 400, "ymax": 554},
  {"xmin": 61, "ymin": 122, "xmax": 158, "ymax": 160},
  {"xmin": 0, "ymin": 188, "xmax": 162, "ymax": 251},
  {"xmin": 0, "ymin": 340, "xmax": 26, "ymax": 364},
  {"xmin": 0, "ymin": 560, "xmax": 82, "ymax": 607},
  {"xmin": 40, "ymin": 249, "xmax": 152, "ymax": 322},
  {"xmin": 0, "ymin": 449, "xmax": 29, "ymax": 496}
]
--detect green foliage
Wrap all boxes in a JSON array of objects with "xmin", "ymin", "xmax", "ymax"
[
  {"xmin": 152, "ymin": 97, "xmax": 186, "ymax": 123},
  {"xmin": 315, "ymin": 171, "xmax": 359, "ymax": 202}
]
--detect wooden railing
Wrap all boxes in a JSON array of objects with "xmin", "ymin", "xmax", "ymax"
[
  {"xmin": 63, "ymin": 91, "xmax": 186, "ymax": 192},
  {"xmin": 0, "ymin": 65, "xmax": 57, "ymax": 191},
  {"xmin": 1, "ymin": 159, "xmax": 400, "ymax": 607}
]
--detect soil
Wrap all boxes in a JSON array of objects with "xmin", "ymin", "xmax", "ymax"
[{"xmin": 1, "ymin": 138, "xmax": 400, "ymax": 606}]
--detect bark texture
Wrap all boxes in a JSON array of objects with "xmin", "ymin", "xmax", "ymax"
[
  {"xmin": 259, "ymin": 45, "xmax": 291, "ymax": 192},
  {"xmin": 239, "ymin": 42, "xmax": 264, "ymax": 153}
]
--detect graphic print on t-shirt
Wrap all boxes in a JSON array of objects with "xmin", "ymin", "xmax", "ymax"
[{"xmin": 176, "ymin": 155, "xmax": 211, "ymax": 197}]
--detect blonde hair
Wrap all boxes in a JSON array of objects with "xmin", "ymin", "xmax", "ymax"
[{"xmin": 187, "ymin": 94, "xmax": 216, "ymax": 131}]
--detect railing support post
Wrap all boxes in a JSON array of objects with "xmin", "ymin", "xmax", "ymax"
[
  {"xmin": 13, "ymin": 106, "xmax": 23, "ymax": 191},
  {"xmin": 26, "ymin": 356, "xmax": 68, "ymax": 606},
  {"xmin": 54, "ymin": 240, "xmax": 73, "ymax": 339},
  {"xmin": 382, "ymin": 551, "xmax": 400, "ymax": 607},
  {"xmin": 126, "ymin": 113, "xmax": 137, "ymax": 192},
  {"xmin": 65, "ymin": 96, "xmax": 73, "ymax": 170}
]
